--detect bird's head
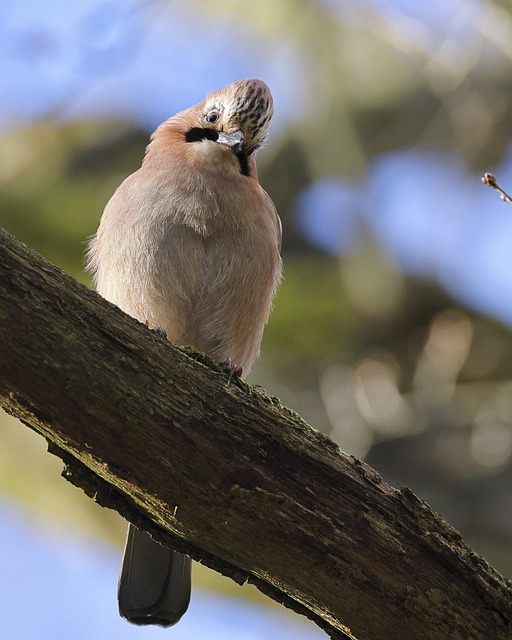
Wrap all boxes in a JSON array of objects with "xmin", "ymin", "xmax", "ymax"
[{"xmin": 181, "ymin": 79, "xmax": 273, "ymax": 177}]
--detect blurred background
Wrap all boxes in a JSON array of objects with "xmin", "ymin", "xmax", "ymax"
[{"xmin": 2, "ymin": 0, "xmax": 512, "ymax": 638}]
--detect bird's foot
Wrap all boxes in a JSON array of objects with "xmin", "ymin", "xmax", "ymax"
[
  {"xmin": 153, "ymin": 326, "xmax": 168, "ymax": 338},
  {"xmin": 145, "ymin": 321, "xmax": 168, "ymax": 339},
  {"xmin": 224, "ymin": 357, "xmax": 243, "ymax": 378}
]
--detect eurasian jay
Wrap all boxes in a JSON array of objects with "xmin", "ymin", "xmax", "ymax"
[{"xmin": 87, "ymin": 78, "xmax": 282, "ymax": 626}]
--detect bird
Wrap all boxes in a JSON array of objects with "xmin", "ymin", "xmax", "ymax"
[{"xmin": 86, "ymin": 78, "xmax": 282, "ymax": 627}]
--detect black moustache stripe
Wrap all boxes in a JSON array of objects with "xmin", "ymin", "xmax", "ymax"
[
  {"xmin": 185, "ymin": 128, "xmax": 219, "ymax": 143},
  {"xmin": 185, "ymin": 127, "xmax": 251, "ymax": 177}
]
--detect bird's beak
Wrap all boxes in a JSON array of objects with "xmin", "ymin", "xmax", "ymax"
[{"xmin": 216, "ymin": 130, "xmax": 244, "ymax": 155}]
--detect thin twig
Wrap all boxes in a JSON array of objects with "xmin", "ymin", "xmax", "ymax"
[{"xmin": 481, "ymin": 172, "xmax": 512, "ymax": 205}]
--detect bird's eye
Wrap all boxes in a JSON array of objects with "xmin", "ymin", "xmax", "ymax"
[{"xmin": 205, "ymin": 111, "xmax": 220, "ymax": 124}]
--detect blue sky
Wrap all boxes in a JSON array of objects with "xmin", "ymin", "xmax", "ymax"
[
  {"xmin": 297, "ymin": 148, "xmax": 512, "ymax": 323},
  {"xmin": 0, "ymin": 501, "xmax": 323, "ymax": 640},
  {"xmin": 0, "ymin": 0, "xmax": 302, "ymax": 130}
]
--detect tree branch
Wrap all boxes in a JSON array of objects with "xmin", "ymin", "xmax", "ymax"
[
  {"xmin": 482, "ymin": 172, "xmax": 512, "ymax": 205},
  {"xmin": 0, "ymin": 225, "xmax": 511, "ymax": 640}
]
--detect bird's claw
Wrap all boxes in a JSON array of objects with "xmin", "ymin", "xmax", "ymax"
[
  {"xmin": 153, "ymin": 326, "xmax": 168, "ymax": 338},
  {"xmin": 224, "ymin": 357, "xmax": 243, "ymax": 378},
  {"xmin": 145, "ymin": 321, "xmax": 168, "ymax": 339}
]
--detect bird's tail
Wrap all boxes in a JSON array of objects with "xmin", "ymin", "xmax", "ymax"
[{"xmin": 118, "ymin": 524, "xmax": 191, "ymax": 627}]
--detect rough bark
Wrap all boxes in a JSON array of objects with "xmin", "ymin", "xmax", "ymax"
[{"xmin": 0, "ymin": 225, "xmax": 511, "ymax": 640}]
